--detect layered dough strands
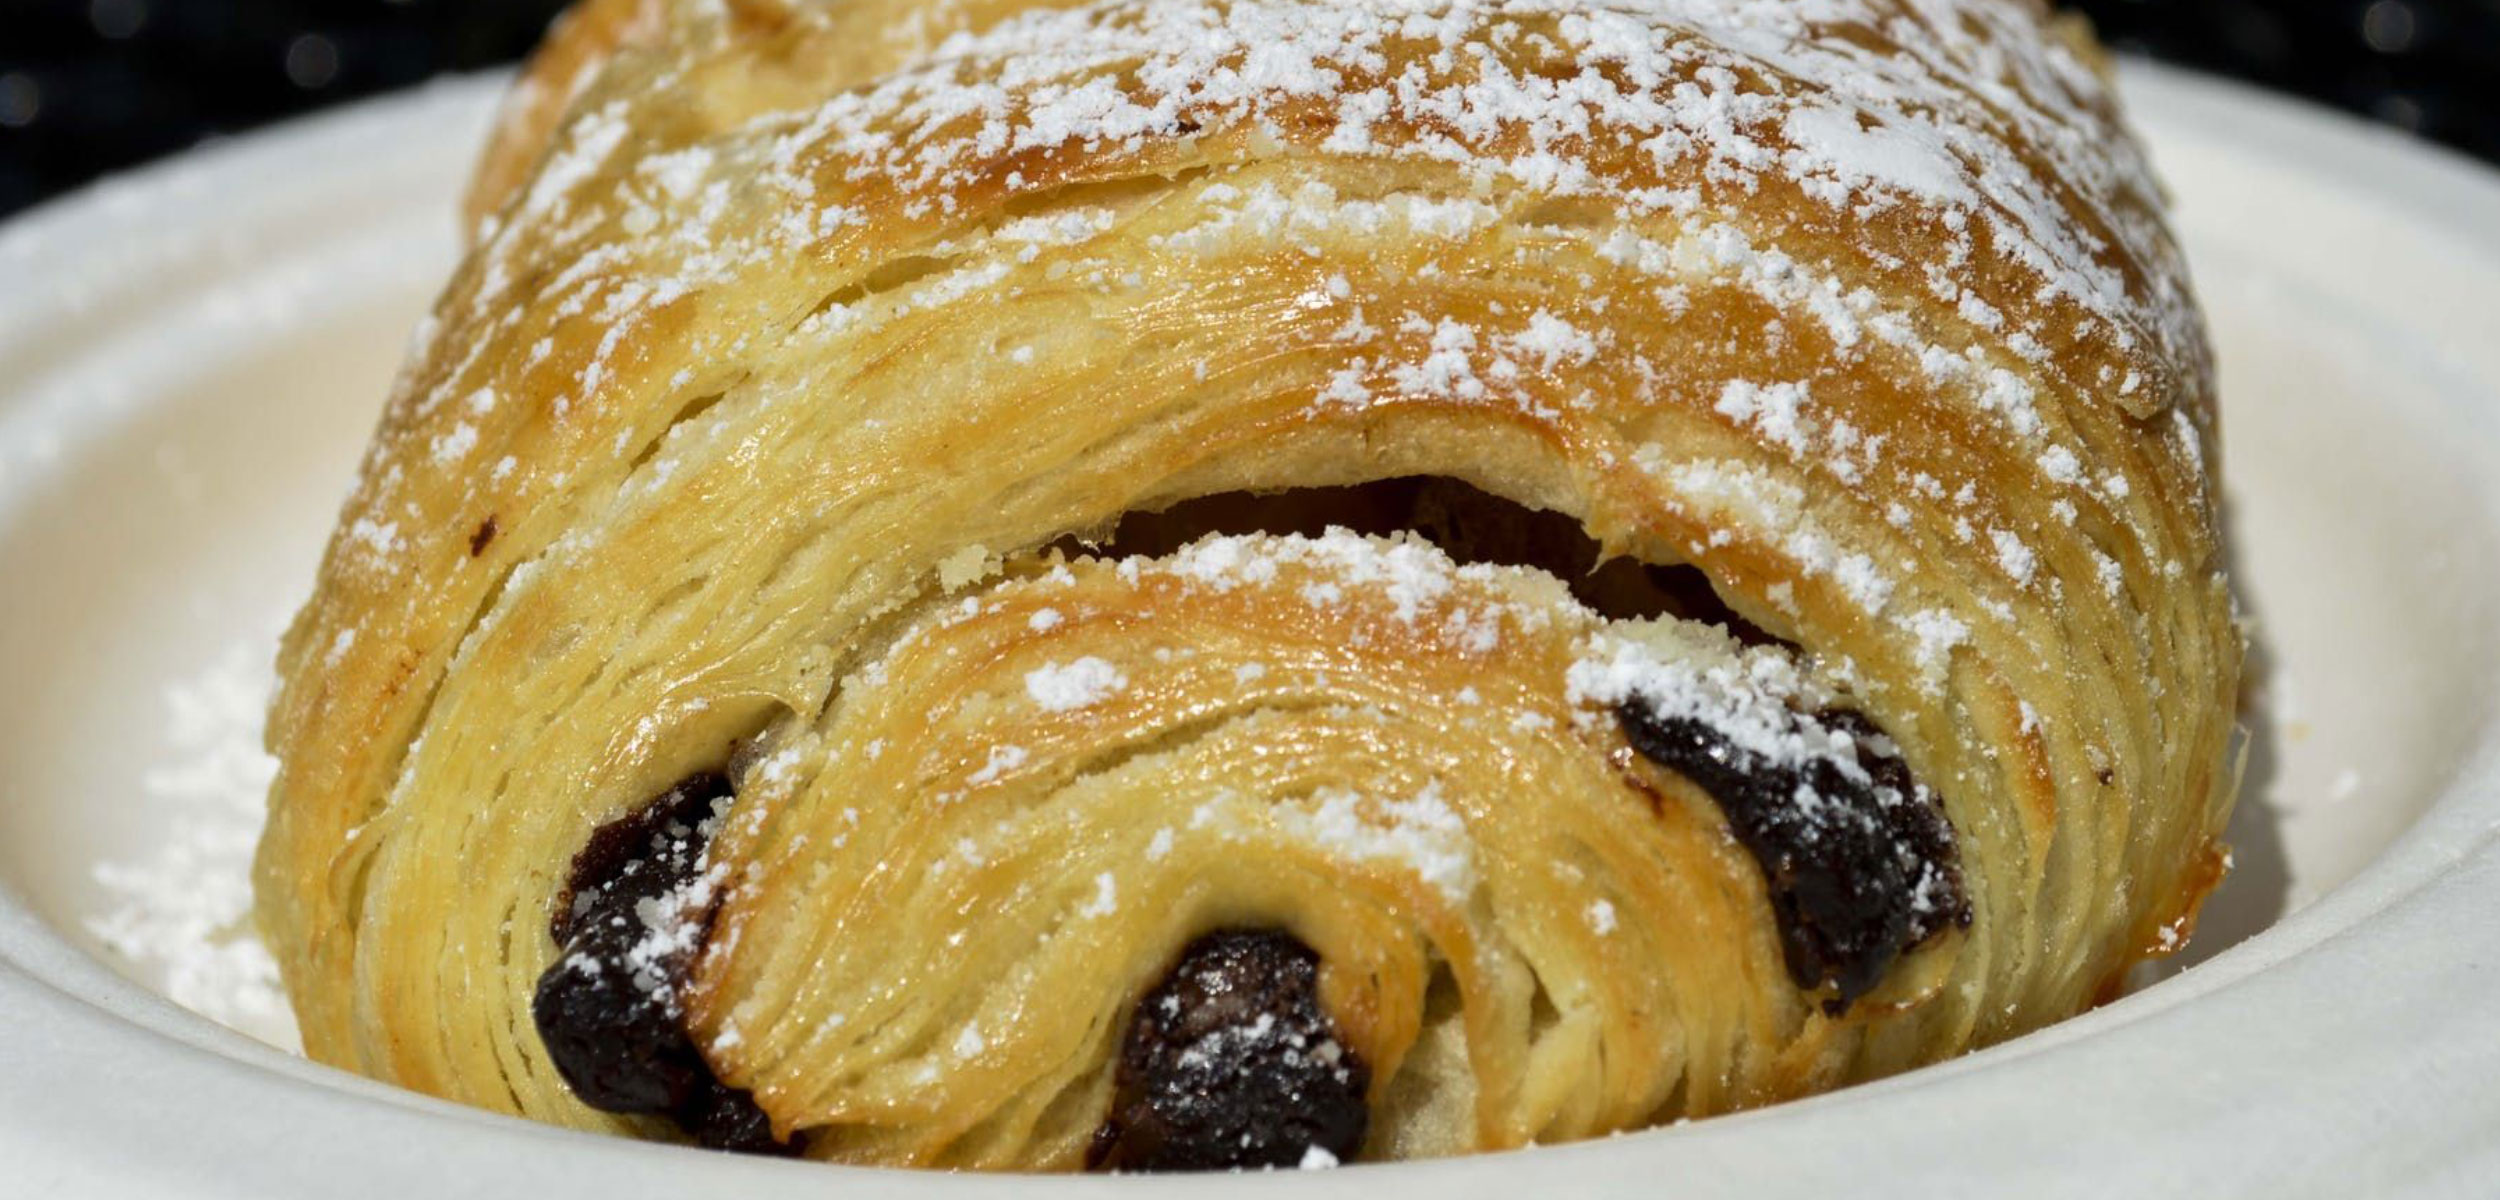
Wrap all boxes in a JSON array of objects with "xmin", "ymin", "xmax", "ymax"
[{"xmin": 255, "ymin": 0, "xmax": 2241, "ymax": 1170}]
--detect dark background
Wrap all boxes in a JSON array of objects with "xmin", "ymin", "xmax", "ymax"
[{"xmin": 2, "ymin": 0, "xmax": 2496, "ymax": 221}]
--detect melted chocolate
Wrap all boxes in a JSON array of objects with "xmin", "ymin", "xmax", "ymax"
[
  {"xmin": 1617, "ymin": 703, "xmax": 1970, "ymax": 1012},
  {"xmin": 550, "ymin": 772, "xmax": 722, "ymax": 949},
  {"xmin": 1089, "ymin": 930, "xmax": 1370, "ymax": 1173},
  {"xmin": 678, "ymin": 1076, "xmax": 789, "ymax": 1156},
  {"xmin": 531, "ymin": 773, "xmax": 800, "ymax": 1155}
]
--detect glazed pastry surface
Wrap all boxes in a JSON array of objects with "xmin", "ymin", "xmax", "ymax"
[{"xmin": 255, "ymin": 0, "xmax": 2239, "ymax": 1168}]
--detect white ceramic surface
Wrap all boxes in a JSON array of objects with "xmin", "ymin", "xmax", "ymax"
[{"xmin": 4, "ymin": 65, "xmax": 2500, "ymax": 1197}]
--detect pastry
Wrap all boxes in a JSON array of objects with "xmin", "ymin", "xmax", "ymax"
[{"xmin": 255, "ymin": 0, "xmax": 2240, "ymax": 1170}]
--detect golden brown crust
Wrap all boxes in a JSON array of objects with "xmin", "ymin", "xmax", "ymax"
[
  {"xmin": 257, "ymin": 0, "xmax": 2238, "ymax": 1167},
  {"xmin": 461, "ymin": 0, "xmax": 668, "ymax": 237}
]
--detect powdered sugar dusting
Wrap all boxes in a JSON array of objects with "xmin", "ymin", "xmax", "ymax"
[
  {"xmin": 1159, "ymin": 528, "xmax": 1456, "ymax": 624},
  {"xmin": 1714, "ymin": 380, "xmax": 1814, "ymax": 457},
  {"xmin": 1276, "ymin": 780, "xmax": 1477, "ymax": 902},
  {"xmin": 1586, "ymin": 899, "xmax": 1619, "ymax": 936},
  {"xmin": 1025, "ymin": 656, "xmax": 1129, "ymax": 712},
  {"xmin": 621, "ymin": 861, "xmax": 728, "ymax": 1007},
  {"xmin": 764, "ymin": 0, "xmax": 2192, "ymax": 374},
  {"xmin": 85, "ymin": 642, "xmax": 297, "ymax": 1044},
  {"xmin": 969, "ymin": 743, "xmax": 1030, "ymax": 785},
  {"xmin": 1566, "ymin": 621, "xmax": 1859, "ymax": 781}
]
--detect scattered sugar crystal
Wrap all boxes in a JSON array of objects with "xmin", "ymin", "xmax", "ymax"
[
  {"xmin": 1990, "ymin": 529, "xmax": 2037, "ymax": 584},
  {"xmin": 968, "ymin": 744, "xmax": 1028, "ymax": 784},
  {"xmin": 1079, "ymin": 871, "xmax": 1119, "ymax": 918},
  {"xmin": 346, "ymin": 516, "xmax": 401, "ymax": 558},
  {"xmin": 1587, "ymin": 900, "xmax": 1619, "ymax": 936},
  {"xmin": 430, "ymin": 422, "xmax": 478, "ymax": 464},
  {"xmin": 1026, "ymin": 656, "xmax": 1127, "ymax": 711},
  {"xmin": 1901, "ymin": 609, "xmax": 1971, "ymax": 686},
  {"xmin": 2038, "ymin": 445, "xmax": 2083, "ymax": 485},
  {"xmin": 1503, "ymin": 310, "xmax": 1600, "ymax": 371},
  {"xmin": 1714, "ymin": 380, "xmax": 1813, "ymax": 456}
]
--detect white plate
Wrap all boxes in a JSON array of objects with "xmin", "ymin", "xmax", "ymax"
[{"xmin": 5, "ymin": 64, "xmax": 2500, "ymax": 1197}]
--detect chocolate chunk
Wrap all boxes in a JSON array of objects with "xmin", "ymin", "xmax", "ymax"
[
  {"xmin": 532, "ymin": 772, "xmax": 802, "ymax": 1154},
  {"xmin": 1617, "ymin": 703, "xmax": 1970, "ymax": 1012},
  {"xmin": 552, "ymin": 772, "xmax": 726, "ymax": 947},
  {"xmin": 1089, "ymin": 930, "xmax": 1370, "ymax": 1173},
  {"xmin": 680, "ymin": 1077, "xmax": 798, "ymax": 1156},
  {"xmin": 1050, "ymin": 476, "xmax": 1784, "ymax": 642},
  {"xmin": 533, "ymin": 917, "xmax": 710, "ymax": 1114}
]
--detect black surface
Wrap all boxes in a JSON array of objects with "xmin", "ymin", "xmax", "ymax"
[
  {"xmin": 0, "ymin": 1, "xmax": 2494, "ymax": 220},
  {"xmin": 0, "ymin": 0, "xmax": 569, "ymax": 219},
  {"xmin": 2082, "ymin": 0, "xmax": 2500, "ymax": 167}
]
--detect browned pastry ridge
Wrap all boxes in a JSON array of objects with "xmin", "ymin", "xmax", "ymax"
[{"xmin": 255, "ymin": 0, "xmax": 2240, "ymax": 1171}]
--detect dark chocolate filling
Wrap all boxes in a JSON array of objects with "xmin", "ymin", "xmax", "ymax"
[
  {"xmin": 1051, "ymin": 476, "xmax": 1782, "ymax": 643},
  {"xmin": 531, "ymin": 772, "xmax": 800, "ymax": 1155},
  {"xmin": 1617, "ymin": 703, "xmax": 1970, "ymax": 1012},
  {"xmin": 1089, "ymin": 930, "xmax": 1370, "ymax": 1173}
]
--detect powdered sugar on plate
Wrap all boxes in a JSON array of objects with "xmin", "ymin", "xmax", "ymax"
[{"xmin": 84, "ymin": 641, "xmax": 298, "ymax": 1048}]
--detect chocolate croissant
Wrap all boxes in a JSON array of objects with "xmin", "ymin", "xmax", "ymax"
[{"xmin": 255, "ymin": 0, "xmax": 2240, "ymax": 1170}]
